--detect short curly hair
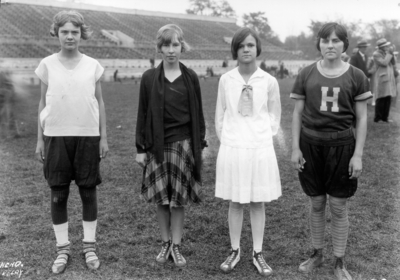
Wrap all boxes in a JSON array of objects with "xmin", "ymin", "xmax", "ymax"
[
  {"xmin": 156, "ymin": 24, "xmax": 190, "ymax": 53},
  {"xmin": 50, "ymin": 10, "xmax": 92, "ymax": 40}
]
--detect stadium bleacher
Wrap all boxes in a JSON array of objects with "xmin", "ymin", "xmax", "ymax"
[{"xmin": 0, "ymin": 1, "xmax": 302, "ymax": 61}]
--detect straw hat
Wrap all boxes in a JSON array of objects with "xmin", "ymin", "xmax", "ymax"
[
  {"xmin": 376, "ymin": 38, "xmax": 391, "ymax": 48},
  {"xmin": 356, "ymin": 40, "xmax": 370, "ymax": 48}
]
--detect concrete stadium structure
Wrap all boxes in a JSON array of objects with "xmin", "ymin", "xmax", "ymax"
[{"xmin": 0, "ymin": 0, "xmax": 313, "ymax": 84}]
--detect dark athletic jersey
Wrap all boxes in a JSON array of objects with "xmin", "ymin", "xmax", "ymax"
[{"xmin": 290, "ymin": 62, "xmax": 372, "ymax": 131}]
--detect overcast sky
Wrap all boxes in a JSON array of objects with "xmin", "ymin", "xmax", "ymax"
[{"xmin": 74, "ymin": 0, "xmax": 400, "ymax": 41}]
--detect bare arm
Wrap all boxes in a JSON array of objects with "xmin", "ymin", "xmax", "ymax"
[
  {"xmin": 35, "ymin": 81, "xmax": 47, "ymax": 163},
  {"xmin": 349, "ymin": 100, "xmax": 368, "ymax": 179},
  {"xmin": 215, "ymin": 76, "xmax": 226, "ymax": 141},
  {"xmin": 94, "ymin": 80, "xmax": 109, "ymax": 159},
  {"xmin": 291, "ymin": 99, "xmax": 305, "ymax": 172}
]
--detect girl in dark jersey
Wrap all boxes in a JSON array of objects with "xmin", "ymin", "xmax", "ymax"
[{"xmin": 290, "ymin": 22, "xmax": 371, "ymax": 280}]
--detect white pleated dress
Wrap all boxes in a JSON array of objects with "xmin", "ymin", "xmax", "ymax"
[{"xmin": 215, "ymin": 67, "xmax": 282, "ymax": 203}]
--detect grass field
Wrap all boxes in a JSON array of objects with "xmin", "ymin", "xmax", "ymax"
[{"xmin": 0, "ymin": 77, "xmax": 399, "ymax": 280}]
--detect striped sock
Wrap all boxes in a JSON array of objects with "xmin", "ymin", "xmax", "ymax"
[
  {"xmin": 52, "ymin": 242, "xmax": 70, "ymax": 272},
  {"xmin": 309, "ymin": 195, "xmax": 327, "ymax": 250},
  {"xmin": 329, "ymin": 196, "xmax": 349, "ymax": 257},
  {"xmin": 83, "ymin": 241, "xmax": 99, "ymax": 263}
]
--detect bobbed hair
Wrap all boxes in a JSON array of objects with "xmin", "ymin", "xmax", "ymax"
[
  {"xmin": 156, "ymin": 24, "xmax": 190, "ymax": 53},
  {"xmin": 50, "ymin": 10, "xmax": 92, "ymax": 40},
  {"xmin": 231, "ymin": 27, "xmax": 262, "ymax": 60},
  {"xmin": 316, "ymin": 22, "xmax": 349, "ymax": 53}
]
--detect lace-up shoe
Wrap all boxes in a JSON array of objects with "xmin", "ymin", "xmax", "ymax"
[
  {"xmin": 299, "ymin": 249, "xmax": 324, "ymax": 273},
  {"xmin": 253, "ymin": 251, "xmax": 273, "ymax": 276},
  {"xmin": 334, "ymin": 257, "xmax": 352, "ymax": 280},
  {"xmin": 170, "ymin": 243, "xmax": 186, "ymax": 267},
  {"xmin": 220, "ymin": 248, "xmax": 240, "ymax": 273},
  {"xmin": 156, "ymin": 240, "xmax": 171, "ymax": 263}
]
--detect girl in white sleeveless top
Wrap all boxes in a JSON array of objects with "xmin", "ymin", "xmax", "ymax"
[{"xmin": 35, "ymin": 10, "xmax": 108, "ymax": 274}]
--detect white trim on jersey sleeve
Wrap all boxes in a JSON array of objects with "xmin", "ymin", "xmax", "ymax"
[
  {"xmin": 290, "ymin": 93, "xmax": 305, "ymax": 99},
  {"xmin": 354, "ymin": 91, "xmax": 373, "ymax": 101}
]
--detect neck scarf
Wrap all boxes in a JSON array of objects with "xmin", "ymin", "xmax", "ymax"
[{"xmin": 238, "ymin": 85, "xmax": 253, "ymax": 117}]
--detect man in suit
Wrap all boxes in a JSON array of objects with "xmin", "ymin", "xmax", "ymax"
[{"xmin": 350, "ymin": 40, "xmax": 370, "ymax": 78}]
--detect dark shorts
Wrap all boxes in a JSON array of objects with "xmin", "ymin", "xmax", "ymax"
[
  {"xmin": 43, "ymin": 136, "xmax": 102, "ymax": 188},
  {"xmin": 298, "ymin": 131, "xmax": 357, "ymax": 198}
]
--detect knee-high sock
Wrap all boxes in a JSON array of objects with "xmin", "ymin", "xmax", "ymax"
[
  {"xmin": 329, "ymin": 196, "xmax": 349, "ymax": 258},
  {"xmin": 51, "ymin": 186, "xmax": 70, "ymax": 245},
  {"xmin": 228, "ymin": 202, "xmax": 244, "ymax": 250},
  {"xmin": 79, "ymin": 186, "xmax": 98, "ymax": 242},
  {"xmin": 309, "ymin": 195, "xmax": 327, "ymax": 250},
  {"xmin": 79, "ymin": 186, "xmax": 98, "ymax": 222},
  {"xmin": 51, "ymin": 186, "xmax": 70, "ymax": 225},
  {"xmin": 250, "ymin": 202, "xmax": 265, "ymax": 253}
]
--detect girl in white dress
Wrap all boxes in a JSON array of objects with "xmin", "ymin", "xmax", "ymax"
[{"xmin": 215, "ymin": 27, "xmax": 282, "ymax": 277}]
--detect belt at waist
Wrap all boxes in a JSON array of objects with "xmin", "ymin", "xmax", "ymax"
[{"xmin": 302, "ymin": 126, "xmax": 354, "ymax": 139}]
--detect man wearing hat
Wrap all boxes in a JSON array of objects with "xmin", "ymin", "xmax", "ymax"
[
  {"xmin": 370, "ymin": 38, "xmax": 397, "ymax": 122},
  {"xmin": 350, "ymin": 40, "xmax": 370, "ymax": 78}
]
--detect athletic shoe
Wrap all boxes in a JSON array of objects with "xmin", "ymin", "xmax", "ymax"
[
  {"xmin": 83, "ymin": 241, "xmax": 100, "ymax": 270},
  {"xmin": 253, "ymin": 251, "xmax": 273, "ymax": 276},
  {"xmin": 170, "ymin": 243, "xmax": 186, "ymax": 267},
  {"xmin": 156, "ymin": 240, "xmax": 171, "ymax": 263},
  {"xmin": 298, "ymin": 249, "xmax": 324, "ymax": 273},
  {"xmin": 333, "ymin": 257, "xmax": 352, "ymax": 280},
  {"xmin": 52, "ymin": 243, "xmax": 70, "ymax": 274},
  {"xmin": 220, "ymin": 248, "xmax": 240, "ymax": 273}
]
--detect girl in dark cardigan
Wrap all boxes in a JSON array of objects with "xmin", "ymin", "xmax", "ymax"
[{"xmin": 135, "ymin": 24, "xmax": 207, "ymax": 267}]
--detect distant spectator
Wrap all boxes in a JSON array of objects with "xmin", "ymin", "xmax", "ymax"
[
  {"xmin": 340, "ymin": 52, "xmax": 350, "ymax": 62},
  {"xmin": 0, "ymin": 70, "xmax": 18, "ymax": 138},
  {"xmin": 371, "ymin": 38, "xmax": 397, "ymax": 122},
  {"xmin": 349, "ymin": 40, "xmax": 370, "ymax": 77},
  {"xmin": 113, "ymin": 69, "xmax": 122, "ymax": 83},
  {"xmin": 206, "ymin": 66, "xmax": 214, "ymax": 77},
  {"xmin": 259, "ymin": 59, "xmax": 268, "ymax": 72},
  {"xmin": 149, "ymin": 57, "xmax": 155, "ymax": 69},
  {"xmin": 279, "ymin": 61, "xmax": 285, "ymax": 79},
  {"xmin": 222, "ymin": 57, "xmax": 228, "ymax": 68}
]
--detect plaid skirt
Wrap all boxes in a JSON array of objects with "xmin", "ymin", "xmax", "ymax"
[{"xmin": 141, "ymin": 138, "xmax": 202, "ymax": 207}]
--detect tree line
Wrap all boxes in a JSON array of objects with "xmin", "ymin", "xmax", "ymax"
[{"xmin": 186, "ymin": 0, "xmax": 400, "ymax": 59}]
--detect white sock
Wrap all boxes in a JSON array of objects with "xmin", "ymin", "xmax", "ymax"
[
  {"xmin": 228, "ymin": 202, "xmax": 244, "ymax": 250},
  {"xmin": 53, "ymin": 222, "xmax": 69, "ymax": 246},
  {"xmin": 82, "ymin": 220, "xmax": 97, "ymax": 242},
  {"xmin": 250, "ymin": 202, "xmax": 265, "ymax": 253}
]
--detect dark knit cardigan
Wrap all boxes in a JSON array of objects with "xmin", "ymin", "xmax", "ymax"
[{"xmin": 135, "ymin": 62, "xmax": 207, "ymax": 181}]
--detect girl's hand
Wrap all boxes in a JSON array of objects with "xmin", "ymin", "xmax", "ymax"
[
  {"xmin": 291, "ymin": 149, "xmax": 305, "ymax": 172},
  {"xmin": 136, "ymin": 153, "xmax": 147, "ymax": 168},
  {"xmin": 100, "ymin": 138, "xmax": 109, "ymax": 159},
  {"xmin": 35, "ymin": 139, "xmax": 45, "ymax": 163},
  {"xmin": 349, "ymin": 155, "xmax": 362, "ymax": 179}
]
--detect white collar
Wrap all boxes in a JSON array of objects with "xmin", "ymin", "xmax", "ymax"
[{"xmin": 228, "ymin": 67, "xmax": 266, "ymax": 83}]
